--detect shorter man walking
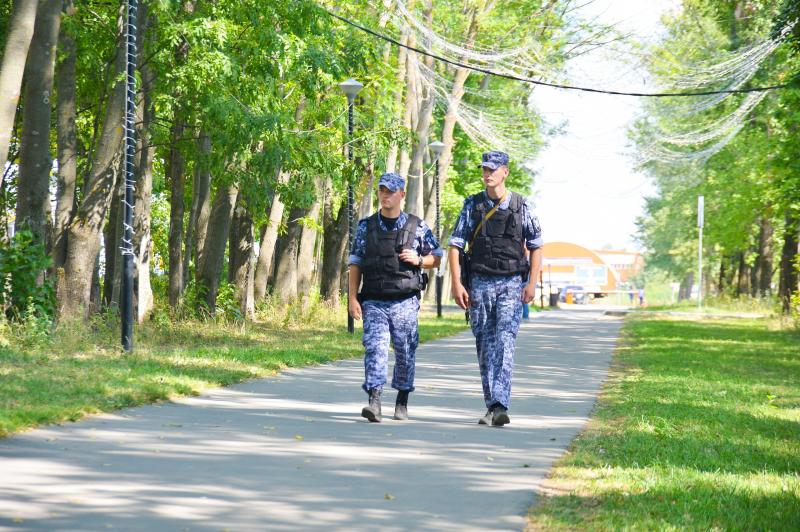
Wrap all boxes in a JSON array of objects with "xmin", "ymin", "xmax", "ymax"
[{"xmin": 348, "ymin": 172, "xmax": 442, "ymax": 422}]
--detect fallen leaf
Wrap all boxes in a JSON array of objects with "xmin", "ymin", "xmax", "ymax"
[
  {"xmin": 550, "ymin": 437, "xmax": 556, "ymax": 441},
  {"xmin": 384, "ymin": 493, "xmax": 395, "ymax": 500},
  {"xmin": 12, "ymin": 518, "xmax": 23, "ymax": 524},
  {"xmin": 486, "ymin": 456, "xmax": 494, "ymax": 461},
  {"xmin": 294, "ymin": 435, "xmax": 304, "ymax": 441},
  {"xmin": 522, "ymin": 464, "xmax": 530, "ymax": 468}
]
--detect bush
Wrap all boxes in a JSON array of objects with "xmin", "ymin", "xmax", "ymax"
[{"xmin": 0, "ymin": 230, "xmax": 55, "ymax": 320}]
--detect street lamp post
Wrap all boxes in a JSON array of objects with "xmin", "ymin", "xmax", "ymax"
[
  {"xmin": 697, "ymin": 195, "xmax": 704, "ymax": 311},
  {"xmin": 339, "ymin": 78, "xmax": 362, "ymax": 334},
  {"xmin": 429, "ymin": 140, "xmax": 446, "ymax": 318},
  {"xmin": 121, "ymin": 0, "xmax": 138, "ymax": 351}
]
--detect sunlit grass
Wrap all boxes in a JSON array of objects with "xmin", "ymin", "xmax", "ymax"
[
  {"xmin": 528, "ymin": 316, "xmax": 800, "ymax": 530},
  {"xmin": 0, "ymin": 302, "xmax": 468, "ymax": 437}
]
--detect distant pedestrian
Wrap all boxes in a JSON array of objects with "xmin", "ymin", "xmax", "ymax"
[
  {"xmin": 638, "ymin": 287, "xmax": 645, "ymax": 306},
  {"xmin": 628, "ymin": 290, "xmax": 635, "ymax": 305},
  {"xmin": 448, "ymin": 151, "xmax": 543, "ymax": 427},
  {"xmin": 348, "ymin": 172, "xmax": 443, "ymax": 422}
]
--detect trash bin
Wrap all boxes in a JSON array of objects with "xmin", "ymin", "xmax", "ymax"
[
  {"xmin": 548, "ymin": 293, "xmax": 558, "ymax": 307},
  {"xmin": 549, "ymin": 291, "xmax": 559, "ymax": 307},
  {"xmin": 566, "ymin": 291, "xmax": 573, "ymax": 304}
]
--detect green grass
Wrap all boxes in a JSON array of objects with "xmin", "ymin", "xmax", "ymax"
[
  {"xmin": 0, "ymin": 304, "xmax": 468, "ymax": 438},
  {"xmin": 528, "ymin": 316, "xmax": 800, "ymax": 531}
]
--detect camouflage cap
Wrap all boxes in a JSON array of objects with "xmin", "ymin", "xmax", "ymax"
[
  {"xmin": 479, "ymin": 150, "xmax": 510, "ymax": 170},
  {"xmin": 378, "ymin": 172, "xmax": 405, "ymax": 192}
]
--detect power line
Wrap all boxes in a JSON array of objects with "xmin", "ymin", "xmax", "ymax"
[{"xmin": 325, "ymin": 9, "xmax": 793, "ymax": 98}]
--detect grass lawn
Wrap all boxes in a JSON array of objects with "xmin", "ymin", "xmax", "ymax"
[
  {"xmin": 0, "ymin": 304, "xmax": 468, "ymax": 438},
  {"xmin": 528, "ymin": 316, "xmax": 800, "ymax": 530}
]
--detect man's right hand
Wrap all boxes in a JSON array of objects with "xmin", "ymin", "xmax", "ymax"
[
  {"xmin": 348, "ymin": 297, "xmax": 362, "ymax": 320},
  {"xmin": 452, "ymin": 282, "xmax": 470, "ymax": 310}
]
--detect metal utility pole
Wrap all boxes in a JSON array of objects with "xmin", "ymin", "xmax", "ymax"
[
  {"xmin": 429, "ymin": 140, "xmax": 445, "ymax": 318},
  {"xmin": 121, "ymin": 0, "xmax": 138, "ymax": 351},
  {"xmin": 338, "ymin": 79, "xmax": 362, "ymax": 334},
  {"xmin": 697, "ymin": 195, "xmax": 704, "ymax": 311}
]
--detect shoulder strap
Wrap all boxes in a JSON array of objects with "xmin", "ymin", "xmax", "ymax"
[
  {"xmin": 467, "ymin": 191, "xmax": 509, "ymax": 251},
  {"xmin": 401, "ymin": 214, "xmax": 420, "ymax": 248}
]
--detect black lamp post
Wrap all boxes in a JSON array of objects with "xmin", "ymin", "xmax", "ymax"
[
  {"xmin": 121, "ymin": 0, "xmax": 137, "ymax": 351},
  {"xmin": 339, "ymin": 78, "xmax": 362, "ymax": 334},
  {"xmin": 429, "ymin": 140, "xmax": 446, "ymax": 318}
]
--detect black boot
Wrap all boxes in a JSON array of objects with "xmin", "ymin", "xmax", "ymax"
[
  {"xmin": 361, "ymin": 388, "xmax": 382, "ymax": 422},
  {"xmin": 394, "ymin": 390, "xmax": 410, "ymax": 421}
]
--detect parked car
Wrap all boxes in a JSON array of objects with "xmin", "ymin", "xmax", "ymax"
[{"xmin": 559, "ymin": 285, "xmax": 587, "ymax": 304}]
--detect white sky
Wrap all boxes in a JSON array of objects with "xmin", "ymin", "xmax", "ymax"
[{"xmin": 528, "ymin": 0, "xmax": 680, "ymax": 251}]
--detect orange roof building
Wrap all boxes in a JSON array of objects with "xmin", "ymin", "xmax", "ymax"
[{"xmin": 541, "ymin": 242, "xmax": 643, "ymax": 293}]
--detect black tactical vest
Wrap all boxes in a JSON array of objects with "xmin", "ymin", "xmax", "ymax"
[
  {"xmin": 468, "ymin": 192, "xmax": 529, "ymax": 276},
  {"xmin": 360, "ymin": 213, "xmax": 423, "ymax": 300}
]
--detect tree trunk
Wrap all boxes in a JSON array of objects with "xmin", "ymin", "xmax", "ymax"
[
  {"xmin": 133, "ymin": 2, "xmax": 155, "ymax": 323},
  {"xmin": 398, "ymin": 31, "xmax": 419, "ymax": 178},
  {"xmin": 52, "ymin": 6, "xmax": 77, "ymax": 269},
  {"xmin": 320, "ymin": 181, "xmax": 349, "ymax": 302},
  {"xmin": 196, "ymin": 184, "xmax": 238, "ymax": 313},
  {"xmin": 58, "ymin": 13, "xmax": 126, "ymax": 319},
  {"xmin": 103, "ymin": 173, "xmax": 124, "ymax": 307},
  {"xmin": 167, "ymin": 117, "xmax": 185, "ymax": 308},
  {"xmin": 183, "ymin": 131, "xmax": 208, "ymax": 288},
  {"xmin": 423, "ymin": 8, "xmax": 479, "ymax": 224},
  {"xmin": 779, "ymin": 212, "xmax": 799, "ymax": 313},
  {"xmin": 273, "ymin": 206, "xmax": 305, "ymax": 302},
  {"xmin": 254, "ymin": 170, "xmax": 288, "ymax": 302},
  {"xmin": 193, "ymin": 132, "xmax": 212, "ymax": 271},
  {"xmin": 405, "ymin": 83, "xmax": 434, "ymax": 217},
  {"xmin": 297, "ymin": 192, "xmax": 322, "ymax": 296},
  {"xmin": 385, "ymin": 28, "xmax": 408, "ymax": 173},
  {"xmin": 757, "ymin": 217, "xmax": 773, "ymax": 296},
  {"xmin": 229, "ymin": 200, "xmax": 254, "ymax": 319},
  {"xmin": 15, "ymin": 0, "xmax": 61, "ymax": 247},
  {"xmin": 736, "ymin": 252, "xmax": 748, "ymax": 297},
  {"xmin": 0, "ymin": 0, "xmax": 38, "ymax": 174}
]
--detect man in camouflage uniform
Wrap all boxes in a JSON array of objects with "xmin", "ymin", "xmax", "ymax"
[
  {"xmin": 448, "ymin": 151, "xmax": 543, "ymax": 426},
  {"xmin": 348, "ymin": 172, "xmax": 442, "ymax": 422}
]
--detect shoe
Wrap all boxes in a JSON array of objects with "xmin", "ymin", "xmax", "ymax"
[
  {"xmin": 361, "ymin": 388, "xmax": 382, "ymax": 422},
  {"xmin": 492, "ymin": 406, "xmax": 510, "ymax": 426},
  {"xmin": 393, "ymin": 390, "xmax": 410, "ymax": 421},
  {"xmin": 478, "ymin": 409, "xmax": 493, "ymax": 425}
]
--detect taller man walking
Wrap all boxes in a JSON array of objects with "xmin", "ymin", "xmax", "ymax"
[{"xmin": 448, "ymin": 151, "xmax": 543, "ymax": 426}]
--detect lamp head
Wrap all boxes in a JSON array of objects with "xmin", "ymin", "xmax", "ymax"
[{"xmin": 338, "ymin": 78, "xmax": 363, "ymax": 102}]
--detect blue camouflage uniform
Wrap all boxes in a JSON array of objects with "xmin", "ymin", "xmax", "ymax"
[
  {"xmin": 449, "ymin": 152, "xmax": 543, "ymax": 411},
  {"xmin": 350, "ymin": 177, "xmax": 443, "ymax": 394}
]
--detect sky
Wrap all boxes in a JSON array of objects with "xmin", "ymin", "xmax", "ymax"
[{"xmin": 528, "ymin": 0, "xmax": 680, "ymax": 252}]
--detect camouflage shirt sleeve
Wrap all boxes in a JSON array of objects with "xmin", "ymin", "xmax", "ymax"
[{"xmin": 347, "ymin": 219, "xmax": 369, "ymax": 266}]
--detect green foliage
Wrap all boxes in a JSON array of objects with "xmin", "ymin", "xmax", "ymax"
[{"xmin": 0, "ymin": 230, "xmax": 55, "ymax": 321}]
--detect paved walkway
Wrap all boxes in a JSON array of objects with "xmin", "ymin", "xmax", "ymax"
[{"xmin": 1, "ymin": 308, "xmax": 622, "ymax": 531}]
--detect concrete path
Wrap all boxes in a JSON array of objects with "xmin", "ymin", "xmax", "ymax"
[{"xmin": 1, "ymin": 308, "xmax": 622, "ymax": 531}]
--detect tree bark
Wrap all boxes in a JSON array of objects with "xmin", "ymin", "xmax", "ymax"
[
  {"xmin": 15, "ymin": 0, "xmax": 61, "ymax": 247},
  {"xmin": 58, "ymin": 12, "xmax": 126, "ymax": 319},
  {"xmin": 779, "ymin": 212, "xmax": 799, "ymax": 313},
  {"xmin": 52, "ymin": 4, "xmax": 77, "ymax": 269},
  {"xmin": 736, "ymin": 251, "xmax": 748, "ymax": 297},
  {"xmin": 183, "ymin": 130, "xmax": 208, "ymax": 288},
  {"xmin": 405, "ymin": 83, "xmax": 434, "ymax": 217},
  {"xmin": 297, "ymin": 193, "xmax": 321, "ymax": 296},
  {"xmin": 756, "ymin": 217, "xmax": 773, "ymax": 296},
  {"xmin": 273, "ymin": 206, "xmax": 305, "ymax": 302},
  {"xmin": 229, "ymin": 200, "xmax": 254, "ymax": 319},
  {"xmin": 0, "ymin": 0, "xmax": 38, "ymax": 174},
  {"xmin": 133, "ymin": 2, "xmax": 155, "ymax": 323},
  {"xmin": 193, "ymin": 132, "xmax": 212, "ymax": 271},
  {"xmin": 167, "ymin": 117, "xmax": 185, "ymax": 308},
  {"xmin": 254, "ymin": 170, "xmax": 288, "ymax": 302},
  {"xmin": 103, "ymin": 172, "xmax": 124, "ymax": 307},
  {"xmin": 196, "ymin": 183, "xmax": 238, "ymax": 313},
  {"xmin": 320, "ymin": 180, "xmax": 349, "ymax": 303},
  {"xmin": 423, "ymin": 7, "xmax": 480, "ymax": 224}
]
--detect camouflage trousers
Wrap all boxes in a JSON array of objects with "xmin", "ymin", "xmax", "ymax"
[
  {"xmin": 361, "ymin": 296, "xmax": 420, "ymax": 393},
  {"xmin": 469, "ymin": 274, "xmax": 524, "ymax": 409}
]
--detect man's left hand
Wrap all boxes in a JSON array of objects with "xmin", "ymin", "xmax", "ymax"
[{"xmin": 522, "ymin": 283, "xmax": 536, "ymax": 304}]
